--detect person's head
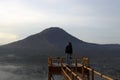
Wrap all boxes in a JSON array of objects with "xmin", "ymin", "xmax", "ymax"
[{"xmin": 69, "ymin": 42, "xmax": 72, "ymax": 46}]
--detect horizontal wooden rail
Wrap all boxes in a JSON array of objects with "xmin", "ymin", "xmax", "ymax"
[
  {"xmin": 62, "ymin": 63, "xmax": 82, "ymax": 80},
  {"xmin": 78, "ymin": 64, "xmax": 113, "ymax": 80},
  {"xmin": 94, "ymin": 70, "xmax": 113, "ymax": 80},
  {"xmin": 61, "ymin": 68, "xmax": 72, "ymax": 80}
]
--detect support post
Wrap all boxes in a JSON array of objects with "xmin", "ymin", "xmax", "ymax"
[
  {"xmin": 82, "ymin": 65, "xmax": 84, "ymax": 80},
  {"xmin": 48, "ymin": 57, "xmax": 52, "ymax": 66},
  {"xmin": 87, "ymin": 71, "xmax": 90, "ymax": 80},
  {"xmin": 91, "ymin": 69, "xmax": 94, "ymax": 80},
  {"xmin": 48, "ymin": 72, "xmax": 51, "ymax": 80}
]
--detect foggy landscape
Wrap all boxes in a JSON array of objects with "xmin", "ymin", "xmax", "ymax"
[{"xmin": 0, "ymin": 0, "xmax": 120, "ymax": 80}]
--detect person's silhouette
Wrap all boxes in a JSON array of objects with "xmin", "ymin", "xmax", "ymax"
[{"xmin": 65, "ymin": 42, "xmax": 73, "ymax": 65}]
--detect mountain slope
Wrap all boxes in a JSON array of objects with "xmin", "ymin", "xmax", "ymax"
[
  {"xmin": 1, "ymin": 27, "xmax": 85, "ymax": 54},
  {"xmin": 0, "ymin": 27, "xmax": 120, "ymax": 80},
  {"xmin": 1, "ymin": 27, "xmax": 120, "ymax": 56},
  {"xmin": 3, "ymin": 27, "xmax": 84, "ymax": 48}
]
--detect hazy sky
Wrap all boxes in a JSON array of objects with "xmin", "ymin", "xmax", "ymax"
[{"xmin": 0, "ymin": 0, "xmax": 120, "ymax": 45}]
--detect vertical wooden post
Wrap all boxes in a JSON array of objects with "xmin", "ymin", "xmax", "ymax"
[
  {"xmin": 48, "ymin": 57, "xmax": 51, "ymax": 80},
  {"xmin": 61, "ymin": 57, "xmax": 64, "ymax": 66},
  {"xmin": 91, "ymin": 69, "xmax": 94, "ymax": 80},
  {"xmin": 48, "ymin": 57, "xmax": 52, "ymax": 66},
  {"xmin": 50, "ymin": 57, "xmax": 52, "ymax": 65},
  {"xmin": 87, "ymin": 71, "xmax": 90, "ymax": 80},
  {"xmin": 71, "ymin": 71, "xmax": 74, "ymax": 80},
  {"xmin": 87, "ymin": 58, "xmax": 90, "ymax": 80},
  {"xmin": 48, "ymin": 72, "xmax": 51, "ymax": 80},
  {"xmin": 82, "ymin": 65, "xmax": 84, "ymax": 80}
]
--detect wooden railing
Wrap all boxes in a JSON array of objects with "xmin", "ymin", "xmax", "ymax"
[
  {"xmin": 61, "ymin": 63, "xmax": 82, "ymax": 80},
  {"xmin": 77, "ymin": 63, "xmax": 113, "ymax": 80},
  {"xmin": 48, "ymin": 57, "xmax": 113, "ymax": 80}
]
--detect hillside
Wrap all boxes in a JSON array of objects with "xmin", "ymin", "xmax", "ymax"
[
  {"xmin": 0, "ymin": 27, "xmax": 120, "ymax": 80},
  {"xmin": 0, "ymin": 27, "xmax": 120, "ymax": 57}
]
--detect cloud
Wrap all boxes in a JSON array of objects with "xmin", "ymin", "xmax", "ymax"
[
  {"xmin": 0, "ymin": 32, "xmax": 18, "ymax": 45},
  {"xmin": 0, "ymin": 0, "xmax": 48, "ymax": 26}
]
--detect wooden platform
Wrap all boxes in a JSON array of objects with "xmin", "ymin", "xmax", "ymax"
[{"xmin": 48, "ymin": 57, "xmax": 113, "ymax": 80}]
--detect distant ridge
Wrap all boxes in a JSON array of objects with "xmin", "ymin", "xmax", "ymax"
[{"xmin": 1, "ymin": 27, "xmax": 120, "ymax": 56}]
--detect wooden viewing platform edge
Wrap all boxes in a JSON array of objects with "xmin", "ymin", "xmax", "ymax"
[{"xmin": 48, "ymin": 57, "xmax": 113, "ymax": 80}]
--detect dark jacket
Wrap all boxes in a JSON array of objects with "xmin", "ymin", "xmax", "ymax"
[{"xmin": 65, "ymin": 43, "xmax": 73, "ymax": 54}]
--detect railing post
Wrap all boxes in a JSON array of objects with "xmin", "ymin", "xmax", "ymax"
[
  {"xmin": 49, "ymin": 57, "xmax": 52, "ymax": 66},
  {"xmin": 48, "ymin": 57, "xmax": 52, "ymax": 80},
  {"xmin": 48, "ymin": 57, "xmax": 51, "ymax": 66},
  {"xmin": 71, "ymin": 73, "xmax": 74, "ymax": 80},
  {"xmin": 91, "ymin": 69, "xmax": 94, "ymax": 80},
  {"xmin": 48, "ymin": 72, "xmax": 51, "ymax": 80},
  {"xmin": 87, "ymin": 58, "xmax": 90, "ymax": 80},
  {"xmin": 82, "ymin": 65, "xmax": 84, "ymax": 80},
  {"xmin": 61, "ymin": 57, "xmax": 64, "ymax": 66}
]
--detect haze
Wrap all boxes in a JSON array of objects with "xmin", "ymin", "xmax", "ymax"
[{"xmin": 0, "ymin": 0, "xmax": 120, "ymax": 45}]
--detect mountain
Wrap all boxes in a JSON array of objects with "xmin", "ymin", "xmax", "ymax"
[
  {"xmin": 3, "ymin": 27, "xmax": 83, "ymax": 49},
  {"xmin": 1, "ymin": 27, "xmax": 84, "ymax": 55},
  {"xmin": 0, "ymin": 27, "xmax": 120, "ymax": 80},
  {"xmin": 0, "ymin": 27, "xmax": 120, "ymax": 57}
]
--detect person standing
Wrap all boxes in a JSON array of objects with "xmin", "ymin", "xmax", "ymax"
[{"xmin": 65, "ymin": 42, "xmax": 73, "ymax": 66}]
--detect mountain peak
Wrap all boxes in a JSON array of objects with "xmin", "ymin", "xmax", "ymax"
[
  {"xmin": 3, "ymin": 27, "xmax": 84, "ymax": 49},
  {"xmin": 45, "ymin": 27, "xmax": 63, "ymax": 30},
  {"xmin": 40, "ymin": 27, "xmax": 65, "ymax": 35}
]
